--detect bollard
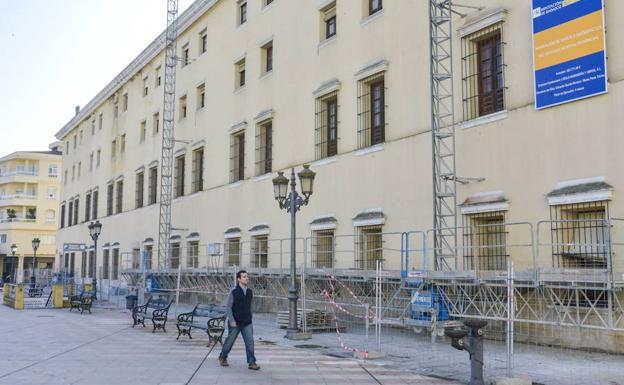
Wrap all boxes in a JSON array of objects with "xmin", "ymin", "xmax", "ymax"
[{"xmin": 444, "ymin": 319, "xmax": 488, "ymax": 385}]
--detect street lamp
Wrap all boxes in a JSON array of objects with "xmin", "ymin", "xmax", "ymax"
[
  {"xmin": 31, "ymin": 238, "xmax": 40, "ymax": 287},
  {"xmin": 88, "ymin": 220, "xmax": 102, "ymax": 299},
  {"xmin": 272, "ymin": 164, "xmax": 316, "ymax": 339},
  {"xmin": 10, "ymin": 244, "xmax": 17, "ymax": 283}
]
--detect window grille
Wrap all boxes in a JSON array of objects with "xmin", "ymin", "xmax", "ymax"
[
  {"xmin": 112, "ymin": 248, "xmax": 119, "ymax": 280},
  {"xmin": 255, "ymin": 121, "xmax": 273, "ymax": 176},
  {"xmin": 230, "ymin": 131, "xmax": 245, "ymax": 183},
  {"xmin": 251, "ymin": 236, "xmax": 268, "ymax": 268},
  {"xmin": 170, "ymin": 243, "xmax": 181, "ymax": 269},
  {"xmin": 175, "ymin": 155, "xmax": 185, "ymax": 197},
  {"xmin": 550, "ymin": 201, "xmax": 610, "ymax": 269},
  {"xmin": 315, "ymin": 91, "xmax": 338, "ymax": 160},
  {"xmin": 312, "ymin": 230, "xmax": 334, "ymax": 268},
  {"xmin": 103, "ymin": 249, "xmax": 110, "ymax": 279},
  {"xmin": 115, "ymin": 180, "xmax": 123, "ymax": 214},
  {"xmin": 148, "ymin": 167, "xmax": 158, "ymax": 204},
  {"xmin": 461, "ymin": 23, "xmax": 506, "ymax": 121},
  {"xmin": 355, "ymin": 225, "xmax": 383, "ymax": 269},
  {"xmin": 187, "ymin": 241, "xmax": 199, "ymax": 268},
  {"xmin": 462, "ymin": 211, "xmax": 507, "ymax": 270},
  {"xmin": 92, "ymin": 190, "xmax": 98, "ymax": 219},
  {"xmin": 136, "ymin": 172, "xmax": 144, "ymax": 208},
  {"xmin": 225, "ymin": 238, "xmax": 241, "ymax": 266},
  {"xmin": 192, "ymin": 148, "xmax": 204, "ymax": 193},
  {"xmin": 357, "ymin": 72, "xmax": 385, "ymax": 148},
  {"xmin": 144, "ymin": 245, "xmax": 153, "ymax": 270}
]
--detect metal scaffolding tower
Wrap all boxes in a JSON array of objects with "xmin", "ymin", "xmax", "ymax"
[
  {"xmin": 158, "ymin": 0, "xmax": 179, "ymax": 270},
  {"xmin": 429, "ymin": 0, "xmax": 458, "ymax": 271}
]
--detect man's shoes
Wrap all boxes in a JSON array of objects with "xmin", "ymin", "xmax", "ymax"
[
  {"xmin": 248, "ymin": 363, "xmax": 261, "ymax": 370},
  {"xmin": 219, "ymin": 357, "xmax": 229, "ymax": 367}
]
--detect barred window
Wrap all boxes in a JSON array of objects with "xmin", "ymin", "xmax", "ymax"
[
  {"xmin": 315, "ymin": 91, "xmax": 338, "ymax": 160},
  {"xmin": 461, "ymin": 24, "xmax": 505, "ymax": 121},
  {"xmin": 355, "ymin": 225, "xmax": 383, "ymax": 269},
  {"xmin": 103, "ymin": 249, "xmax": 110, "ymax": 279},
  {"xmin": 550, "ymin": 201, "xmax": 610, "ymax": 269},
  {"xmin": 171, "ymin": 243, "xmax": 180, "ymax": 269},
  {"xmin": 357, "ymin": 73, "xmax": 385, "ymax": 148},
  {"xmin": 251, "ymin": 235, "xmax": 268, "ymax": 268},
  {"xmin": 192, "ymin": 148, "xmax": 204, "ymax": 193},
  {"xmin": 225, "ymin": 238, "xmax": 241, "ymax": 266},
  {"xmin": 112, "ymin": 248, "xmax": 119, "ymax": 280},
  {"xmin": 148, "ymin": 166, "xmax": 158, "ymax": 205},
  {"xmin": 136, "ymin": 171, "xmax": 144, "ymax": 208},
  {"xmin": 230, "ymin": 131, "xmax": 245, "ymax": 183},
  {"xmin": 175, "ymin": 155, "xmax": 185, "ymax": 197},
  {"xmin": 106, "ymin": 184, "xmax": 113, "ymax": 216},
  {"xmin": 187, "ymin": 241, "xmax": 199, "ymax": 268},
  {"xmin": 115, "ymin": 180, "xmax": 123, "ymax": 214},
  {"xmin": 255, "ymin": 121, "xmax": 272, "ymax": 176},
  {"xmin": 312, "ymin": 230, "xmax": 334, "ymax": 268},
  {"xmin": 462, "ymin": 211, "xmax": 507, "ymax": 271},
  {"xmin": 92, "ymin": 189, "xmax": 98, "ymax": 219},
  {"xmin": 144, "ymin": 245, "xmax": 153, "ymax": 270}
]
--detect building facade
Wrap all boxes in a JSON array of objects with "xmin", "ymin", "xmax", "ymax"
[
  {"xmin": 0, "ymin": 147, "xmax": 62, "ymax": 283},
  {"xmin": 54, "ymin": 0, "xmax": 624, "ymax": 283}
]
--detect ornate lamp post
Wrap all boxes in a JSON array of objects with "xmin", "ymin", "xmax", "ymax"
[
  {"xmin": 10, "ymin": 244, "xmax": 17, "ymax": 283},
  {"xmin": 272, "ymin": 164, "xmax": 315, "ymax": 339},
  {"xmin": 88, "ymin": 220, "xmax": 102, "ymax": 298},
  {"xmin": 31, "ymin": 238, "xmax": 40, "ymax": 287}
]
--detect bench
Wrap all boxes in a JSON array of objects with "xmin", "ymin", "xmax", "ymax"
[
  {"xmin": 176, "ymin": 304, "xmax": 227, "ymax": 346},
  {"xmin": 133, "ymin": 297, "xmax": 174, "ymax": 333},
  {"xmin": 69, "ymin": 291, "xmax": 95, "ymax": 314}
]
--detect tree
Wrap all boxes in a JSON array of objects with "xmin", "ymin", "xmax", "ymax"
[
  {"xmin": 6, "ymin": 209, "xmax": 16, "ymax": 219},
  {"xmin": 26, "ymin": 208, "xmax": 36, "ymax": 220}
]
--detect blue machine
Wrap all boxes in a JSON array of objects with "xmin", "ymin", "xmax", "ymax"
[
  {"xmin": 410, "ymin": 284, "xmax": 449, "ymax": 322},
  {"xmin": 145, "ymin": 275, "xmax": 162, "ymax": 293}
]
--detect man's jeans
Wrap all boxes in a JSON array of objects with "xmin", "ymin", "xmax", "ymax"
[{"xmin": 219, "ymin": 323, "xmax": 256, "ymax": 364}]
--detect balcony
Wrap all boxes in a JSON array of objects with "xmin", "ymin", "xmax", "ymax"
[
  {"xmin": 0, "ymin": 170, "xmax": 39, "ymax": 184},
  {"xmin": 0, "ymin": 194, "xmax": 37, "ymax": 207}
]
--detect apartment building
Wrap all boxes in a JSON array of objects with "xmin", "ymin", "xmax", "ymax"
[
  {"xmin": 0, "ymin": 146, "xmax": 62, "ymax": 283},
  {"xmin": 54, "ymin": 0, "xmax": 624, "ymax": 282}
]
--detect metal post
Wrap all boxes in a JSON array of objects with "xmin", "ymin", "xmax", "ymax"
[
  {"xmin": 175, "ymin": 260, "xmax": 182, "ymax": 317},
  {"xmin": 302, "ymin": 239, "xmax": 307, "ymax": 333},
  {"xmin": 506, "ymin": 261, "xmax": 514, "ymax": 377},
  {"xmin": 376, "ymin": 259, "xmax": 381, "ymax": 352},
  {"xmin": 31, "ymin": 248, "xmax": 37, "ymax": 288},
  {"xmin": 286, "ymin": 169, "xmax": 299, "ymax": 339},
  {"xmin": 93, "ymin": 239, "xmax": 98, "ymax": 300},
  {"xmin": 365, "ymin": 303, "xmax": 370, "ymax": 352}
]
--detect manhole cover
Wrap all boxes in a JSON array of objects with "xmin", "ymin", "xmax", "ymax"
[{"xmin": 294, "ymin": 344, "xmax": 326, "ymax": 349}]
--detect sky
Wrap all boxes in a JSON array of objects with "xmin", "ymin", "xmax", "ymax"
[{"xmin": 0, "ymin": 0, "xmax": 194, "ymax": 156}]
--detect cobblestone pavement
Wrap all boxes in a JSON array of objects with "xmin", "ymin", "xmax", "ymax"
[{"xmin": 0, "ymin": 304, "xmax": 459, "ymax": 385}]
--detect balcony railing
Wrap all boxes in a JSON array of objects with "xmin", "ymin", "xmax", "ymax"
[
  {"xmin": 0, "ymin": 194, "xmax": 37, "ymax": 200},
  {"xmin": 0, "ymin": 217, "xmax": 36, "ymax": 223},
  {"xmin": 0, "ymin": 170, "xmax": 38, "ymax": 177}
]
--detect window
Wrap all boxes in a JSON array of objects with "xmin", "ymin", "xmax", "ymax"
[
  {"xmin": 235, "ymin": 58, "xmax": 246, "ymax": 88},
  {"xmin": 0, "ymin": 234, "xmax": 6, "ymax": 244},
  {"xmin": 77, "ymin": 162, "xmax": 81, "ymax": 179},
  {"xmin": 107, "ymin": 183, "xmax": 114, "ymax": 216},
  {"xmin": 179, "ymin": 96, "xmax": 187, "ymax": 119},
  {"xmin": 197, "ymin": 84, "xmax": 205, "ymax": 109},
  {"xmin": 357, "ymin": 72, "xmax": 385, "ymax": 148},
  {"xmin": 143, "ymin": 77, "xmax": 149, "ymax": 96},
  {"xmin": 369, "ymin": 0, "xmax": 382, "ymax": 15},
  {"xmin": 47, "ymin": 187, "xmax": 56, "ymax": 199},
  {"xmin": 462, "ymin": 211, "xmax": 507, "ymax": 271},
  {"xmin": 155, "ymin": 66, "xmax": 162, "ymax": 87},
  {"xmin": 153, "ymin": 112, "xmax": 160, "ymax": 134},
  {"xmin": 171, "ymin": 243, "xmax": 180, "ymax": 269},
  {"xmin": 312, "ymin": 230, "xmax": 334, "ymax": 268},
  {"xmin": 122, "ymin": 93, "xmax": 128, "ymax": 111},
  {"xmin": 98, "ymin": 113, "xmax": 103, "ymax": 130},
  {"xmin": 111, "ymin": 139, "xmax": 117, "ymax": 158},
  {"xmin": 174, "ymin": 155, "xmax": 185, "ymax": 198},
  {"xmin": 550, "ymin": 201, "xmax": 609, "ymax": 269},
  {"xmin": 81, "ymin": 252, "xmax": 87, "ymax": 278},
  {"xmin": 322, "ymin": 3, "xmax": 336, "ymax": 39},
  {"xmin": 225, "ymin": 238, "xmax": 240, "ymax": 266},
  {"xmin": 92, "ymin": 189, "xmax": 98, "ymax": 219},
  {"xmin": 68, "ymin": 200, "xmax": 73, "ymax": 226},
  {"xmin": 255, "ymin": 120, "xmax": 272, "ymax": 175},
  {"xmin": 262, "ymin": 41, "xmax": 273, "ymax": 74},
  {"xmin": 251, "ymin": 236, "xmax": 268, "ymax": 268},
  {"xmin": 91, "ymin": 118, "xmax": 95, "ymax": 135},
  {"xmin": 148, "ymin": 166, "xmax": 158, "ymax": 205},
  {"xmin": 120, "ymin": 134, "xmax": 126, "ymax": 153},
  {"xmin": 66, "ymin": 141, "xmax": 69, "ymax": 155},
  {"xmin": 103, "ymin": 249, "xmax": 110, "ymax": 279},
  {"xmin": 85, "ymin": 192, "xmax": 91, "ymax": 222},
  {"xmin": 140, "ymin": 121, "xmax": 146, "ymax": 143},
  {"xmin": 230, "ymin": 131, "xmax": 245, "ymax": 182},
  {"xmin": 114, "ymin": 103, "xmax": 119, "ymax": 118},
  {"xmin": 144, "ymin": 245, "xmax": 153, "ymax": 270},
  {"xmin": 136, "ymin": 171, "xmax": 144, "ymax": 209},
  {"xmin": 89, "ymin": 153, "xmax": 94, "ymax": 171},
  {"xmin": 199, "ymin": 29, "xmax": 207, "ymax": 54},
  {"xmin": 315, "ymin": 92, "xmax": 338, "ymax": 159},
  {"xmin": 45, "ymin": 210, "xmax": 55, "ymax": 224},
  {"xmin": 72, "ymin": 165, "xmax": 75, "ymax": 181},
  {"xmin": 115, "ymin": 180, "xmax": 123, "ymax": 214},
  {"xmin": 64, "ymin": 170, "xmax": 68, "ymax": 184},
  {"xmin": 112, "ymin": 248, "xmax": 119, "ymax": 280},
  {"xmin": 355, "ymin": 225, "xmax": 383, "ymax": 269},
  {"xmin": 96, "ymin": 149, "xmax": 101, "ymax": 167},
  {"xmin": 60, "ymin": 203, "xmax": 65, "ymax": 228},
  {"xmin": 238, "ymin": 1, "xmax": 247, "ymax": 25},
  {"xmin": 73, "ymin": 134, "xmax": 77, "ymax": 149},
  {"xmin": 187, "ymin": 241, "xmax": 199, "ymax": 268},
  {"xmin": 182, "ymin": 43, "xmax": 190, "ymax": 66},
  {"xmin": 461, "ymin": 25, "xmax": 505, "ymax": 120},
  {"xmin": 79, "ymin": 130, "xmax": 83, "ymax": 144},
  {"xmin": 192, "ymin": 148, "xmax": 204, "ymax": 193},
  {"xmin": 73, "ymin": 197, "xmax": 79, "ymax": 225},
  {"xmin": 264, "ymin": 0, "xmax": 273, "ymax": 6},
  {"xmin": 88, "ymin": 250, "xmax": 95, "ymax": 277},
  {"xmin": 48, "ymin": 164, "xmax": 58, "ymax": 177}
]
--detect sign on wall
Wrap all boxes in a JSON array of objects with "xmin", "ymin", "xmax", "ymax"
[{"xmin": 532, "ymin": 0, "xmax": 607, "ymax": 109}]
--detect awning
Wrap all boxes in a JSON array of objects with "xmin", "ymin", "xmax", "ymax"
[
  {"xmin": 352, "ymin": 209, "xmax": 385, "ymax": 227},
  {"xmin": 224, "ymin": 226, "xmax": 241, "ymax": 239},
  {"xmin": 459, "ymin": 191, "xmax": 508, "ymax": 214},
  {"xmin": 547, "ymin": 177, "xmax": 613, "ymax": 206},
  {"xmin": 186, "ymin": 232, "xmax": 200, "ymax": 241},
  {"xmin": 249, "ymin": 223, "xmax": 270, "ymax": 236},
  {"xmin": 310, "ymin": 215, "xmax": 337, "ymax": 231}
]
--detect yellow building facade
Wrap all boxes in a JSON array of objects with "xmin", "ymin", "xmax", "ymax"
[{"xmin": 0, "ymin": 147, "xmax": 62, "ymax": 283}]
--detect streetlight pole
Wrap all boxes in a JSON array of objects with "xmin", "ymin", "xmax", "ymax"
[
  {"xmin": 10, "ymin": 244, "xmax": 17, "ymax": 284},
  {"xmin": 88, "ymin": 220, "xmax": 102, "ymax": 299},
  {"xmin": 273, "ymin": 165, "xmax": 315, "ymax": 340},
  {"xmin": 31, "ymin": 238, "xmax": 40, "ymax": 288}
]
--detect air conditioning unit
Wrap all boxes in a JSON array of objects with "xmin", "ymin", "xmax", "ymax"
[{"xmin": 207, "ymin": 243, "xmax": 222, "ymax": 256}]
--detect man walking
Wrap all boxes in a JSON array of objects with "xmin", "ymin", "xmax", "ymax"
[{"xmin": 218, "ymin": 270, "xmax": 260, "ymax": 370}]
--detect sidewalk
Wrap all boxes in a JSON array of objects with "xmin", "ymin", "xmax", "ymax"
[{"xmin": 0, "ymin": 304, "xmax": 457, "ymax": 385}]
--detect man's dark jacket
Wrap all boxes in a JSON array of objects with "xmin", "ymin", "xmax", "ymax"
[{"xmin": 231, "ymin": 285, "xmax": 253, "ymax": 327}]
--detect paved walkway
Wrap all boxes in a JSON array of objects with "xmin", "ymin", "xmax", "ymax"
[{"xmin": 0, "ymin": 305, "xmax": 457, "ymax": 385}]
